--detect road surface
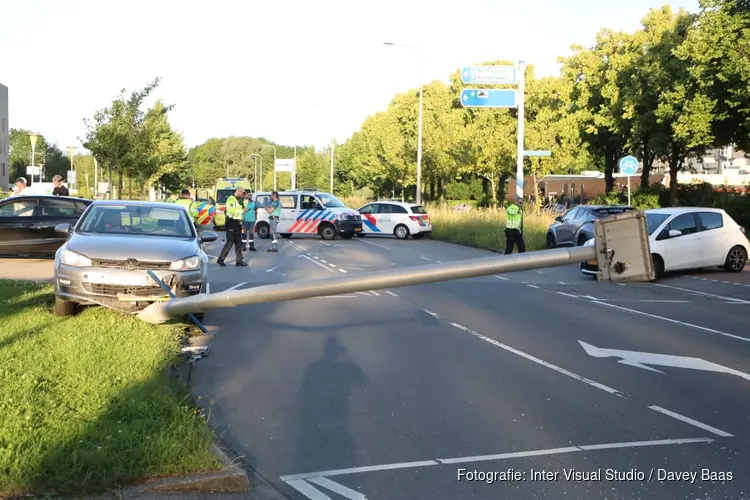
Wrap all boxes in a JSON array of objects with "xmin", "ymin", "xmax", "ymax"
[{"xmin": 192, "ymin": 234, "xmax": 750, "ymax": 499}]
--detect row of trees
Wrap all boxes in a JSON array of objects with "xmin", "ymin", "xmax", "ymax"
[
  {"xmin": 8, "ymin": 130, "xmax": 73, "ymax": 183},
  {"xmin": 321, "ymin": 0, "xmax": 748, "ymax": 205}
]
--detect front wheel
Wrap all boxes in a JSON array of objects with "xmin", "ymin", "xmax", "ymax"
[
  {"xmin": 394, "ymin": 224, "xmax": 410, "ymax": 240},
  {"xmin": 256, "ymin": 222, "xmax": 270, "ymax": 239},
  {"xmin": 546, "ymin": 233, "xmax": 556, "ymax": 249},
  {"xmin": 651, "ymin": 254, "xmax": 665, "ymax": 280},
  {"xmin": 319, "ymin": 224, "xmax": 336, "ymax": 240},
  {"xmin": 577, "ymin": 234, "xmax": 589, "ymax": 246},
  {"xmin": 724, "ymin": 245, "xmax": 748, "ymax": 273},
  {"xmin": 55, "ymin": 297, "xmax": 78, "ymax": 317}
]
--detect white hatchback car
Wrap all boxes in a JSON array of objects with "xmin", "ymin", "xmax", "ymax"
[
  {"xmin": 581, "ymin": 207, "xmax": 748, "ymax": 278},
  {"xmin": 357, "ymin": 201, "xmax": 432, "ymax": 240}
]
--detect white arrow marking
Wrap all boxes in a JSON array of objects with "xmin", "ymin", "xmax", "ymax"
[
  {"xmin": 462, "ymin": 94, "xmax": 468, "ymax": 101},
  {"xmin": 579, "ymin": 341, "xmax": 750, "ymax": 381}
]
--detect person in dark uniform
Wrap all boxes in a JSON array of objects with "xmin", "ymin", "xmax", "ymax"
[
  {"xmin": 51, "ymin": 175, "xmax": 70, "ymax": 196},
  {"xmin": 216, "ymin": 187, "xmax": 248, "ymax": 267}
]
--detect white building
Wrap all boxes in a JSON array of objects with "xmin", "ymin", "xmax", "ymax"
[{"xmin": 0, "ymin": 83, "xmax": 8, "ymax": 190}]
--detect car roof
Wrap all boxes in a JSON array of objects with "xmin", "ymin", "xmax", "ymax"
[
  {"xmin": 577, "ymin": 205, "xmax": 631, "ymax": 210},
  {"xmin": 371, "ymin": 200, "xmax": 421, "ymax": 208},
  {"xmin": 646, "ymin": 207, "xmax": 726, "ymax": 215},
  {"xmin": 91, "ymin": 200, "xmax": 181, "ymax": 209},
  {"xmin": 1, "ymin": 195, "xmax": 91, "ymax": 203}
]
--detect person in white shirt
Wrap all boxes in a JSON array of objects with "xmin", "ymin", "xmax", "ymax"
[{"xmin": 10, "ymin": 177, "xmax": 34, "ymax": 197}]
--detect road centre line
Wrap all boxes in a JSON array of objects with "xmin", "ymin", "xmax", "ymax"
[
  {"xmin": 280, "ymin": 437, "xmax": 713, "ymax": 482},
  {"xmin": 526, "ymin": 284, "xmax": 540, "ymax": 289},
  {"xmin": 338, "ymin": 268, "xmax": 348, "ymax": 273},
  {"xmin": 449, "ymin": 322, "xmax": 625, "ymax": 397},
  {"xmin": 369, "ymin": 290, "xmax": 380, "ymax": 296},
  {"xmin": 422, "ymin": 309, "xmax": 441, "ymax": 318},
  {"xmin": 648, "ymin": 405, "xmax": 734, "ymax": 437},
  {"xmin": 653, "ymin": 283, "xmax": 750, "ymax": 304},
  {"xmin": 356, "ymin": 239, "xmax": 391, "ymax": 250},
  {"xmin": 494, "ymin": 275, "xmax": 509, "ymax": 280},
  {"xmin": 556, "ymin": 291, "xmax": 578, "ymax": 298},
  {"xmin": 300, "ymin": 254, "xmax": 335, "ymax": 273},
  {"xmin": 385, "ymin": 290, "xmax": 398, "ymax": 297},
  {"xmin": 224, "ymin": 282, "xmax": 247, "ymax": 292}
]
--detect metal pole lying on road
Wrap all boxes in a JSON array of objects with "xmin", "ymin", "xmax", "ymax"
[{"xmin": 137, "ymin": 211, "xmax": 655, "ymax": 324}]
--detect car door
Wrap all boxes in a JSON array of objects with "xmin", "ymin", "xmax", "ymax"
[
  {"xmin": 276, "ymin": 194, "xmax": 299, "ymax": 233},
  {"xmin": 37, "ymin": 198, "xmax": 90, "ymax": 253},
  {"xmin": 556, "ymin": 208, "xmax": 580, "ymax": 245},
  {"xmin": 359, "ymin": 203, "xmax": 381, "ymax": 233},
  {"xmin": 0, "ymin": 198, "xmax": 41, "ymax": 255},
  {"xmin": 696, "ymin": 211, "xmax": 726, "ymax": 266},
  {"xmin": 660, "ymin": 213, "xmax": 703, "ymax": 270},
  {"xmin": 376, "ymin": 204, "xmax": 395, "ymax": 233}
]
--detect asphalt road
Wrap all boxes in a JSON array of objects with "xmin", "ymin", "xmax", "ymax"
[{"xmin": 192, "ymin": 234, "xmax": 750, "ymax": 500}]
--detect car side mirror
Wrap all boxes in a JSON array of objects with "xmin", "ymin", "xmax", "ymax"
[
  {"xmin": 200, "ymin": 231, "xmax": 218, "ymax": 243},
  {"xmin": 55, "ymin": 223, "xmax": 71, "ymax": 235},
  {"xmin": 209, "ymin": 197, "xmax": 216, "ymax": 205},
  {"xmin": 668, "ymin": 229, "xmax": 683, "ymax": 238},
  {"xmin": 555, "ymin": 216, "xmax": 563, "ymax": 222}
]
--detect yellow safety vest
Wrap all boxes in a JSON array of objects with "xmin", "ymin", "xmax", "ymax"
[
  {"xmin": 225, "ymin": 195, "xmax": 244, "ymax": 220},
  {"xmin": 174, "ymin": 197, "xmax": 199, "ymax": 221},
  {"xmin": 506, "ymin": 204, "xmax": 522, "ymax": 230}
]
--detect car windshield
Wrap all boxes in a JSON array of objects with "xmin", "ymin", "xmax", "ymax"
[
  {"xmin": 315, "ymin": 193, "xmax": 346, "ymax": 208},
  {"xmin": 216, "ymin": 189, "xmax": 235, "ymax": 204},
  {"xmin": 646, "ymin": 213, "xmax": 671, "ymax": 235},
  {"xmin": 77, "ymin": 206, "xmax": 194, "ymax": 238}
]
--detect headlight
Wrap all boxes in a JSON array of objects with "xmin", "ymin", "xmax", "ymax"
[
  {"xmin": 169, "ymin": 256, "xmax": 201, "ymax": 271},
  {"xmin": 336, "ymin": 213, "xmax": 345, "ymax": 220},
  {"xmin": 61, "ymin": 249, "xmax": 92, "ymax": 267}
]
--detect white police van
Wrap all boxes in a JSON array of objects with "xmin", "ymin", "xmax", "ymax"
[{"xmin": 253, "ymin": 190, "xmax": 363, "ymax": 240}]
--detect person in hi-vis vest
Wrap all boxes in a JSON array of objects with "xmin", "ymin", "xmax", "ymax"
[
  {"xmin": 504, "ymin": 202, "xmax": 526, "ymax": 254},
  {"xmin": 217, "ymin": 188, "xmax": 248, "ymax": 267}
]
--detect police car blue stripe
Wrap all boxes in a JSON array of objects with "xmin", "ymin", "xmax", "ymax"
[{"xmin": 297, "ymin": 209, "xmax": 311, "ymax": 220}]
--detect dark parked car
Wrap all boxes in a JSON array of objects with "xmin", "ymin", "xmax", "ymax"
[
  {"xmin": 546, "ymin": 205, "xmax": 633, "ymax": 248},
  {"xmin": 0, "ymin": 195, "xmax": 92, "ymax": 256}
]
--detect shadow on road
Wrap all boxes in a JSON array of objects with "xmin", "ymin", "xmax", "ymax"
[{"xmin": 293, "ymin": 335, "xmax": 367, "ymax": 474}]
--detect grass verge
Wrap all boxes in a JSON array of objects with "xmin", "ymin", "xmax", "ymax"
[
  {"xmin": 0, "ymin": 280, "xmax": 220, "ymax": 496},
  {"xmin": 428, "ymin": 205, "xmax": 557, "ymax": 252}
]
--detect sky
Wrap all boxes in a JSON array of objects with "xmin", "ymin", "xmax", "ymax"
[{"xmin": 0, "ymin": 0, "xmax": 699, "ymax": 152}]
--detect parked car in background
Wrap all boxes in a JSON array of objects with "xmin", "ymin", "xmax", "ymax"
[
  {"xmin": 53, "ymin": 200, "xmax": 217, "ymax": 317},
  {"xmin": 547, "ymin": 205, "xmax": 632, "ymax": 248},
  {"xmin": 0, "ymin": 195, "xmax": 92, "ymax": 256},
  {"xmin": 581, "ymin": 207, "xmax": 748, "ymax": 278},
  {"xmin": 357, "ymin": 201, "xmax": 432, "ymax": 240}
]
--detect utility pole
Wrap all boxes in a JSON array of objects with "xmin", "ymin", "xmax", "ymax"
[{"xmin": 330, "ymin": 139, "xmax": 335, "ymax": 194}]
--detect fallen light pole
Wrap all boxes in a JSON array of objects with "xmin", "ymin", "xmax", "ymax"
[{"xmin": 138, "ymin": 211, "xmax": 654, "ymax": 324}]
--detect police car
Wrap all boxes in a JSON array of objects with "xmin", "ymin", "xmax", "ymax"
[
  {"xmin": 357, "ymin": 201, "xmax": 432, "ymax": 239},
  {"xmin": 252, "ymin": 190, "xmax": 362, "ymax": 240}
]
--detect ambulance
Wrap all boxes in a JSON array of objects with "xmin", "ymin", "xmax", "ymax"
[
  {"xmin": 212, "ymin": 178, "xmax": 252, "ymax": 229},
  {"xmin": 253, "ymin": 189, "xmax": 363, "ymax": 240}
]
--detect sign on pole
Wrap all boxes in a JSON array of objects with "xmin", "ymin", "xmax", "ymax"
[
  {"xmin": 524, "ymin": 150, "xmax": 552, "ymax": 157},
  {"xmin": 67, "ymin": 170, "xmax": 77, "ymax": 184},
  {"xmin": 619, "ymin": 156, "xmax": 639, "ymax": 207},
  {"xmin": 460, "ymin": 89, "xmax": 517, "ymax": 108},
  {"xmin": 275, "ymin": 159, "xmax": 294, "ymax": 173},
  {"xmin": 460, "ymin": 66, "xmax": 516, "ymax": 85},
  {"xmin": 26, "ymin": 166, "xmax": 40, "ymax": 176}
]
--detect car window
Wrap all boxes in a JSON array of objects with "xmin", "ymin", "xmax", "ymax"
[
  {"xmin": 279, "ymin": 195, "xmax": 297, "ymax": 209},
  {"xmin": 359, "ymin": 204, "xmax": 377, "ymax": 214},
  {"xmin": 215, "ymin": 189, "xmax": 235, "ymax": 204},
  {"xmin": 390, "ymin": 205, "xmax": 408, "ymax": 214},
  {"xmin": 78, "ymin": 206, "xmax": 194, "ymax": 237},
  {"xmin": 697, "ymin": 212, "xmax": 723, "ymax": 231},
  {"xmin": 411, "ymin": 205, "xmax": 428, "ymax": 214},
  {"xmin": 0, "ymin": 199, "xmax": 37, "ymax": 217},
  {"xmin": 562, "ymin": 208, "xmax": 579, "ymax": 222},
  {"xmin": 645, "ymin": 213, "xmax": 670, "ymax": 235},
  {"xmin": 668, "ymin": 213, "xmax": 698, "ymax": 235},
  {"xmin": 592, "ymin": 207, "xmax": 631, "ymax": 218},
  {"xmin": 256, "ymin": 195, "xmax": 272, "ymax": 207},
  {"xmin": 315, "ymin": 193, "xmax": 346, "ymax": 208},
  {"xmin": 379, "ymin": 204, "xmax": 394, "ymax": 214},
  {"xmin": 39, "ymin": 198, "xmax": 86, "ymax": 217}
]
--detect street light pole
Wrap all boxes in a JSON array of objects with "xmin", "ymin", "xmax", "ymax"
[
  {"xmin": 249, "ymin": 154, "xmax": 259, "ymax": 192},
  {"xmin": 330, "ymin": 139, "xmax": 335, "ymax": 195},
  {"xmin": 28, "ymin": 134, "xmax": 38, "ymax": 184},
  {"xmin": 384, "ymin": 42, "xmax": 423, "ymax": 205},
  {"xmin": 262, "ymin": 145, "xmax": 276, "ymax": 192},
  {"xmin": 66, "ymin": 146, "xmax": 76, "ymax": 191}
]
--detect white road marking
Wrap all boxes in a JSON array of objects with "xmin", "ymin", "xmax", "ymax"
[
  {"xmin": 301, "ymin": 254, "xmax": 335, "ymax": 273},
  {"xmin": 638, "ymin": 300, "xmax": 691, "ymax": 303},
  {"xmin": 556, "ymin": 291, "xmax": 578, "ymax": 298},
  {"xmin": 653, "ymin": 283, "xmax": 750, "ymax": 304},
  {"xmin": 356, "ymin": 292, "xmax": 370, "ymax": 296},
  {"xmin": 313, "ymin": 256, "xmax": 321, "ymax": 260},
  {"xmin": 266, "ymin": 265, "xmax": 281, "ymax": 273},
  {"xmin": 617, "ymin": 283, "xmax": 627, "ymax": 286},
  {"xmin": 526, "ymin": 284, "xmax": 540, "ymax": 289},
  {"xmin": 558, "ymin": 281, "xmax": 566, "ymax": 285},
  {"xmin": 280, "ymin": 438, "xmax": 713, "ymax": 483},
  {"xmin": 422, "ymin": 309, "xmax": 441, "ymax": 318},
  {"xmin": 436, "ymin": 260, "xmax": 444, "ymax": 264},
  {"xmin": 369, "ymin": 290, "xmax": 380, "ymax": 296},
  {"xmin": 287, "ymin": 240, "xmax": 312, "ymax": 253},
  {"xmin": 308, "ymin": 477, "xmax": 368, "ymax": 499},
  {"xmin": 591, "ymin": 301, "xmax": 750, "ymax": 343},
  {"xmin": 648, "ymin": 406, "xmax": 734, "ymax": 437},
  {"xmin": 449, "ymin": 322, "xmax": 625, "ymax": 397},
  {"xmin": 315, "ymin": 295, "xmax": 358, "ymax": 299},
  {"xmin": 338, "ymin": 268, "xmax": 348, "ymax": 273},
  {"xmin": 224, "ymin": 282, "xmax": 247, "ymax": 292},
  {"xmin": 328, "ymin": 263, "xmax": 337, "ymax": 267},
  {"xmin": 385, "ymin": 290, "xmax": 398, "ymax": 297},
  {"xmin": 284, "ymin": 479, "xmax": 334, "ymax": 499},
  {"xmin": 357, "ymin": 239, "xmax": 391, "ymax": 250},
  {"xmin": 421, "ymin": 255, "xmax": 431, "ymax": 261},
  {"xmin": 582, "ymin": 295, "xmax": 607, "ymax": 301},
  {"xmin": 537, "ymin": 270, "xmax": 545, "ymax": 274},
  {"xmin": 320, "ymin": 259, "xmax": 328, "ymax": 263},
  {"xmin": 494, "ymin": 275, "xmax": 509, "ymax": 281}
]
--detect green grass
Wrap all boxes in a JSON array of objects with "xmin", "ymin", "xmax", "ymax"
[
  {"xmin": 0, "ymin": 280, "xmax": 220, "ymax": 496},
  {"xmin": 428, "ymin": 205, "xmax": 557, "ymax": 252}
]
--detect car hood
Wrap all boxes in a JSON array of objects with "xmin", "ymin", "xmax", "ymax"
[{"xmin": 68, "ymin": 233, "xmax": 198, "ymax": 262}]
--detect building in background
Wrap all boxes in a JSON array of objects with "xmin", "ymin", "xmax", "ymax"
[{"xmin": 0, "ymin": 83, "xmax": 8, "ymax": 191}]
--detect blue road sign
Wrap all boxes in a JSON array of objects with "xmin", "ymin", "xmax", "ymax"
[
  {"xmin": 460, "ymin": 89, "xmax": 517, "ymax": 108},
  {"xmin": 461, "ymin": 66, "xmax": 516, "ymax": 85},
  {"xmin": 619, "ymin": 156, "xmax": 639, "ymax": 176},
  {"xmin": 524, "ymin": 150, "xmax": 552, "ymax": 157}
]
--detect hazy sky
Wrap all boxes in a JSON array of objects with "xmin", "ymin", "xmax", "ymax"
[{"xmin": 1, "ymin": 0, "xmax": 698, "ymax": 152}]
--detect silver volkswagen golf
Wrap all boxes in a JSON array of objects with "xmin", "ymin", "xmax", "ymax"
[{"xmin": 53, "ymin": 200, "xmax": 217, "ymax": 317}]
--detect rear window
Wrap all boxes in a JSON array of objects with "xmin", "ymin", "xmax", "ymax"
[
  {"xmin": 698, "ymin": 212, "xmax": 723, "ymax": 231},
  {"xmin": 411, "ymin": 205, "xmax": 428, "ymax": 214},
  {"xmin": 216, "ymin": 189, "xmax": 234, "ymax": 204},
  {"xmin": 592, "ymin": 207, "xmax": 632, "ymax": 218}
]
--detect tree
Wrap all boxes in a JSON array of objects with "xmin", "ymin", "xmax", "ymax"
[{"xmin": 9, "ymin": 129, "xmax": 49, "ymax": 182}]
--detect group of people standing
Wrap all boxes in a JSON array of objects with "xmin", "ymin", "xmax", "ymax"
[{"xmin": 6, "ymin": 175, "xmax": 69, "ymax": 197}]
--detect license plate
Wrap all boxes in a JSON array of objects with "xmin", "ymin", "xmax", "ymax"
[
  {"xmin": 588, "ymin": 259, "xmax": 597, "ymax": 265},
  {"xmin": 354, "ymin": 227, "xmax": 362, "ymax": 232},
  {"xmin": 86, "ymin": 273, "xmax": 152, "ymax": 286}
]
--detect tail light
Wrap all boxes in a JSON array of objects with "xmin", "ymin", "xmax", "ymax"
[
  {"xmin": 409, "ymin": 216, "xmax": 420, "ymax": 222},
  {"xmin": 740, "ymin": 226, "xmax": 746, "ymax": 235}
]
